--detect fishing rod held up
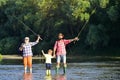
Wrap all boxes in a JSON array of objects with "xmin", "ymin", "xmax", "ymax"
[
  {"xmin": 4, "ymin": 11, "xmax": 43, "ymax": 40},
  {"xmin": 74, "ymin": 7, "xmax": 96, "ymax": 43},
  {"xmin": 39, "ymin": 35, "xmax": 43, "ymax": 40},
  {"xmin": 13, "ymin": 16, "xmax": 43, "ymax": 40}
]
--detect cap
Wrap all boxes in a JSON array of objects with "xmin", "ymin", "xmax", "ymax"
[{"xmin": 25, "ymin": 37, "xmax": 29, "ymax": 40}]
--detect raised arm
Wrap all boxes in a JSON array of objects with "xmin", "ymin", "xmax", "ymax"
[
  {"xmin": 30, "ymin": 35, "xmax": 41, "ymax": 46},
  {"xmin": 41, "ymin": 50, "xmax": 45, "ymax": 56},
  {"xmin": 36, "ymin": 35, "xmax": 41, "ymax": 43}
]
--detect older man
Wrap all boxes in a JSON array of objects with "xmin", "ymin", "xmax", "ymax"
[{"xmin": 19, "ymin": 35, "xmax": 40, "ymax": 73}]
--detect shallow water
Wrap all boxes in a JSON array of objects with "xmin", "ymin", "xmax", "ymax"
[{"xmin": 0, "ymin": 61, "xmax": 120, "ymax": 80}]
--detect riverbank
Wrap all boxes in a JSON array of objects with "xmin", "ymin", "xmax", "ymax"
[
  {"xmin": 2, "ymin": 55, "xmax": 120, "ymax": 60},
  {"xmin": 2, "ymin": 55, "xmax": 44, "ymax": 60},
  {"xmin": 1, "ymin": 55, "xmax": 120, "ymax": 65}
]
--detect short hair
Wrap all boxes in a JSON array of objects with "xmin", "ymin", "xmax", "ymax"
[
  {"xmin": 48, "ymin": 49, "xmax": 53, "ymax": 52},
  {"xmin": 58, "ymin": 33, "xmax": 64, "ymax": 36}
]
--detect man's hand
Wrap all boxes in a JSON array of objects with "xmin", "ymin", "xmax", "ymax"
[
  {"xmin": 19, "ymin": 47, "xmax": 23, "ymax": 51},
  {"xmin": 19, "ymin": 43, "xmax": 24, "ymax": 51},
  {"xmin": 38, "ymin": 35, "xmax": 42, "ymax": 40},
  {"xmin": 36, "ymin": 35, "xmax": 42, "ymax": 42},
  {"xmin": 74, "ymin": 37, "xmax": 79, "ymax": 41},
  {"xmin": 53, "ymin": 54, "xmax": 56, "ymax": 58}
]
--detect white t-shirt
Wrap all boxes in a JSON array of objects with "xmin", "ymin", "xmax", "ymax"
[{"xmin": 44, "ymin": 54, "xmax": 53, "ymax": 63}]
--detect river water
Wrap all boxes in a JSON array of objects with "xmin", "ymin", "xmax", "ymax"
[{"xmin": 0, "ymin": 60, "xmax": 120, "ymax": 80}]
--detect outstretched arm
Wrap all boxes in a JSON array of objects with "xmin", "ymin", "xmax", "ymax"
[
  {"xmin": 64, "ymin": 37, "xmax": 79, "ymax": 45},
  {"xmin": 69, "ymin": 37, "xmax": 79, "ymax": 42}
]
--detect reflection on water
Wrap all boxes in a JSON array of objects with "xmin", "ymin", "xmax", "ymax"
[
  {"xmin": 23, "ymin": 73, "xmax": 66, "ymax": 80},
  {"xmin": 23, "ymin": 73, "xmax": 32, "ymax": 80},
  {"xmin": 45, "ymin": 75, "xmax": 52, "ymax": 80},
  {"xmin": 0, "ymin": 61, "xmax": 120, "ymax": 80},
  {"xmin": 54, "ymin": 74, "xmax": 66, "ymax": 80}
]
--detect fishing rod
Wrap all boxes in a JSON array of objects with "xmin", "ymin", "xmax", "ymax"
[
  {"xmin": 11, "ymin": 15, "xmax": 42, "ymax": 40},
  {"xmin": 75, "ymin": 7, "xmax": 96, "ymax": 42}
]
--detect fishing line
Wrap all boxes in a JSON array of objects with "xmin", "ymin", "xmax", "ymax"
[
  {"xmin": 75, "ymin": 7, "xmax": 96, "ymax": 40},
  {"xmin": 5, "ymin": 13, "xmax": 42, "ymax": 40},
  {"xmin": 13, "ymin": 16, "xmax": 38, "ymax": 36}
]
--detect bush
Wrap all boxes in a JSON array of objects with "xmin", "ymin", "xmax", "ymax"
[
  {"xmin": 0, "ymin": 54, "xmax": 2, "ymax": 62},
  {"xmin": 0, "ymin": 37, "xmax": 19, "ymax": 54}
]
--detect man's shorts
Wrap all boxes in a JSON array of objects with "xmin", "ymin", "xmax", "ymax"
[
  {"xmin": 57, "ymin": 55, "xmax": 66, "ymax": 63},
  {"xmin": 46, "ymin": 63, "xmax": 52, "ymax": 69},
  {"xmin": 23, "ymin": 56, "xmax": 32, "ymax": 68}
]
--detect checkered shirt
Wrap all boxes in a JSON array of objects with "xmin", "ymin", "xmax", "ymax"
[
  {"xmin": 54, "ymin": 39, "xmax": 71, "ymax": 56},
  {"xmin": 22, "ymin": 42, "xmax": 38, "ymax": 57}
]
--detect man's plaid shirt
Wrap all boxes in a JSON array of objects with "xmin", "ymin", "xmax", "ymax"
[
  {"xmin": 22, "ymin": 42, "xmax": 38, "ymax": 57},
  {"xmin": 54, "ymin": 39, "xmax": 71, "ymax": 56}
]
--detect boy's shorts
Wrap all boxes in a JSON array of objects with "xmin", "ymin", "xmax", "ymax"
[
  {"xmin": 57, "ymin": 55, "xmax": 66, "ymax": 63},
  {"xmin": 46, "ymin": 63, "xmax": 52, "ymax": 69}
]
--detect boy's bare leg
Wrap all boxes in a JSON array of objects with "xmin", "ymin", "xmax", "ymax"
[
  {"xmin": 46, "ymin": 69, "xmax": 49, "ymax": 76},
  {"xmin": 48, "ymin": 70, "xmax": 51, "ymax": 75}
]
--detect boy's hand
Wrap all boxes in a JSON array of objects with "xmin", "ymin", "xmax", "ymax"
[{"xmin": 41, "ymin": 50, "xmax": 44, "ymax": 53}]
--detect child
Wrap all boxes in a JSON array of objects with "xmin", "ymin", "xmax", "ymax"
[
  {"xmin": 19, "ymin": 35, "xmax": 41, "ymax": 73},
  {"xmin": 42, "ymin": 49, "xmax": 55, "ymax": 76},
  {"xmin": 53, "ymin": 33, "xmax": 79, "ymax": 74}
]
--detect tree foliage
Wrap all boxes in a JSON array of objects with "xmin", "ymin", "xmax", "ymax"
[{"xmin": 0, "ymin": 0, "xmax": 120, "ymax": 55}]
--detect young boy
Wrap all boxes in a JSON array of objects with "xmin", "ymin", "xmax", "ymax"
[
  {"xmin": 53, "ymin": 33, "xmax": 79, "ymax": 74},
  {"xmin": 19, "ymin": 35, "xmax": 41, "ymax": 73},
  {"xmin": 42, "ymin": 49, "xmax": 55, "ymax": 76}
]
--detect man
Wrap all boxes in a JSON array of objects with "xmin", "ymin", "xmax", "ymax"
[
  {"xmin": 19, "ymin": 35, "xmax": 40, "ymax": 73},
  {"xmin": 54, "ymin": 33, "xmax": 79, "ymax": 74}
]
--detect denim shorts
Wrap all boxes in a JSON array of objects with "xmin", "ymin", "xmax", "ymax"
[
  {"xmin": 57, "ymin": 55, "xmax": 66, "ymax": 63},
  {"xmin": 46, "ymin": 63, "xmax": 52, "ymax": 69}
]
